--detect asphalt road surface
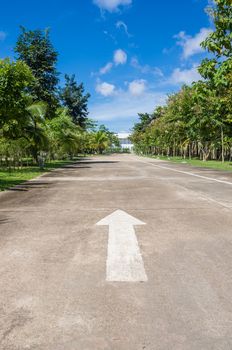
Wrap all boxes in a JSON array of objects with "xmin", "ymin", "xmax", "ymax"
[{"xmin": 1, "ymin": 154, "xmax": 232, "ymax": 350}]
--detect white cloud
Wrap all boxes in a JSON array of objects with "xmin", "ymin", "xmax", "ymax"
[
  {"xmin": 169, "ymin": 65, "xmax": 201, "ymax": 85},
  {"xmin": 0, "ymin": 31, "xmax": 7, "ymax": 41},
  {"xmin": 131, "ymin": 57, "xmax": 163, "ymax": 77},
  {"xmin": 96, "ymin": 82, "xmax": 116, "ymax": 96},
  {"xmin": 116, "ymin": 21, "xmax": 132, "ymax": 37},
  {"xmin": 175, "ymin": 28, "xmax": 212, "ymax": 59},
  {"xmin": 128, "ymin": 79, "xmax": 146, "ymax": 96},
  {"xmin": 93, "ymin": 49, "xmax": 127, "ymax": 77},
  {"xmin": 93, "ymin": 0, "xmax": 132, "ymax": 12},
  {"xmin": 89, "ymin": 90, "xmax": 166, "ymax": 121},
  {"xmin": 99, "ymin": 62, "xmax": 113, "ymax": 75},
  {"xmin": 114, "ymin": 49, "xmax": 127, "ymax": 65}
]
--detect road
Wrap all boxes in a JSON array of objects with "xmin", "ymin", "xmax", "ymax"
[{"xmin": 0, "ymin": 154, "xmax": 232, "ymax": 350}]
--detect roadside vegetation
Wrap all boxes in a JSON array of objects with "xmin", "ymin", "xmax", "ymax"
[
  {"xmin": 0, "ymin": 27, "xmax": 120, "ymax": 190},
  {"xmin": 0, "ymin": 160, "xmax": 76, "ymax": 191},
  {"xmin": 131, "ymin": 0, "xmax": 232, "ymax": 168},
  {"xmin": 145, "ymin": 156, "xmax": 232, "ymax": 172}
]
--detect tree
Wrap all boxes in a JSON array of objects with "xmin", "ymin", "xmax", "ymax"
[
  {"xmin": 92, "ymin": 131, "xmax": 110, "ymax": 154},
  {"xmin": 25, "ymin": 102, "xmax": 48, "ymax": 163},
  {"xmin": 46, "ymin": 108, "xmax": 83, "ymax": 158},
  {"xmin": 202, "ymin": 0, "xmax": 232, "ymax": 59},
  {"xmin": 0, "ymin": 58, "xmax": 35, "ymax": 138},
  {"xmin": 131, "ymin": 0, "xmax": 232, "ymax": 162},
  {"xmin": 199, "ymin": 0, "xmax": 232, "ymax": 161},
  {"xmin": 99, "ymin": 125, "xmax": 120, "ymax": 148},
  {"xmin": 15, "ymin": 27, "xmax": 59, "ymax": 116},
  {"xmin": 59, "ymin": 74, "xmax": 90, "ymax": 129},
  {"xmin": 133, "ymin": 113, "xmax": 153, "ymax": 133}
]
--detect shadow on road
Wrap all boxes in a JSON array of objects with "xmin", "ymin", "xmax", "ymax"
[
  {"xmin": 8, "ymin": 182, "xmax": 51, "ymax": 192},
  {"xmin": 0, "ymin": 218, "xmax": 10, "ymax": 225},
  {"xmin": 78, "ymin": 161, "xmax": 119, "ymax": 165},
  {"xmin": 58, "ymin": 165, "xmax": 91, "ymax": 169},
  {"xmin": 0, "ymin": 159, "xmax": 119, "ymax": 192}
]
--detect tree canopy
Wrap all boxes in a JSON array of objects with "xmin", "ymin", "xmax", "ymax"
[
  {"xmin": 15, "ymin": 27, "xmax": 59, "ymax": 116},
  {"xmin": 0, "ymin": 27, "xmax": 118, "ymax": 170},
  {"xmin": 0, "ymin": 59, "xmax": 35, "ymax": 138},
  {"xmin": 59, "ymin": 74, "xmax": 90, "ymax": 129},
  {"xmin": 131, "ymin": 0, "xmax": 232, "ymax": 162}
]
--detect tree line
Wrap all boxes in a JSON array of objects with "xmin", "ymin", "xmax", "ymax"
[
  {"xmin": 0, "ymin": 27, "xmax": 119, "ymax": 168},
  {"xmin": 131, "ymin": 0, "xmax": 232, "ymax": 162}
]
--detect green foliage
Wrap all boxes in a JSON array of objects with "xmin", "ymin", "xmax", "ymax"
[
  {"xmin": 98, "ymin": 125, "xmax": 120, "ymax": 148},
  {"xmin": 132, "ymin": 0, "xmax": 232, "ymax": 162},
  {"xmin": 202, "ymin": 0, "xmax": 232, "ymax": 58},
  {"xmin": 148, "ymin": 156, "xmax": 232, "ymax": 171},
  {"xmin": 0, "ymin": 58, "xmax": 35, "ymax": 138},
  {"xmin": 46, "ymin": 108, "xmax": 83, "ymax": 158},
  {"xmin": 59, "ymin": 74, "xmax": 90, "ymax": 129},
  {"xmin": 91, "ymin": 130, "xmax": 110, "ymax": 154},
  {"xmin": 199, "ymin": 0, "xmax": 232, "ymax": 88},
  {"xmin": 80, "ymin": 126, "xmax": 119, "ymax": 154},
  {"xmin": 0, "ymin": 25, "xmax": 116, "ymax": 181},
  {"xmin": 25, "ymin": 102, "xmax": 49, "ymax": 161},
  {"xmin": 0, "ymin": 160, "xmax": 75, "ymax": 191},
  {"xmin": 15, "ymin": 27, "xmax": 59, "ymax": 116},
  {"xmin": 133, "ymin": 113, "xmax": 154, "ymax": 133}
]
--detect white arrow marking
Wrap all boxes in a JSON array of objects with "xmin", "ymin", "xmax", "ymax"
[{"xmin": 97, "ymin": 210, "xmax": 147, "ymax": 282}]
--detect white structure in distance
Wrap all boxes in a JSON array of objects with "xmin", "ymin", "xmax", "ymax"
[{"xmin": 117, "ymin": 133, "xmax": 133, "ymax": 151}]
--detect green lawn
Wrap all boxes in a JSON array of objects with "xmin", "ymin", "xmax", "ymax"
[
  {"xmin": 148, "ymin": 155, "xmax": 232, "ymax": 171},
  {"xmin": 0, "ymin": 160, "xmax": 75, "ymax": 191}
]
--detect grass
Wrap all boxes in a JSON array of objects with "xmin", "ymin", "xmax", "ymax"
[
  {"xmin": 147, "ymin": 155, "xmax": 232, "ymax": 172},
  {"xmin": 0, "ymin": 160, "xmax": 75, "ymax": 191}
]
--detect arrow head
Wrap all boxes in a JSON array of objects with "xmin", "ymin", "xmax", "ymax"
[{"xmin": 96, "ymin": 210, "xmax": 146, "ymax": 226}]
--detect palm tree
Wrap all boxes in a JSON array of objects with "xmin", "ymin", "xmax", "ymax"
[
  {"xmin": 92, "ymin": 131, "xmax": 110, "ymax": 154},
  {"xmin": 25, "ymin": 102, "xmax": 48, "ymax": 164}
]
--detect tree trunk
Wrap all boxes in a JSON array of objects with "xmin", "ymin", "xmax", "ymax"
[
  {"xmin": 188, "ymin": 143, "xmax": 192, "ymax": 160},
  {"xmin": 221, "ymin": 126, "xmax": 224, "ymax": 163}
]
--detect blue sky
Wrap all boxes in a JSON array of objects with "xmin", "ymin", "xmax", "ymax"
[{"xmin": 0, "ymin": 0, "xmax": 212, "ymax": 132}]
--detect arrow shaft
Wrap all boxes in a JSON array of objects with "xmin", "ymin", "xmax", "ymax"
[{"xmin": 107, "ymin": 224, "xmax": 147, "ymax": 282}]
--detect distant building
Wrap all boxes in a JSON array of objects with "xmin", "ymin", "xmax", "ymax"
[{"xmin": 117, "ymin": 133, "xmax": 133, "ymax": 151}]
